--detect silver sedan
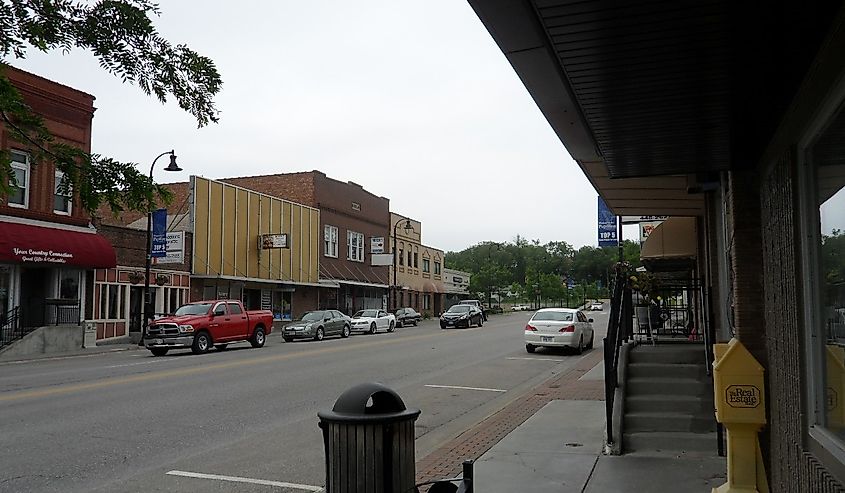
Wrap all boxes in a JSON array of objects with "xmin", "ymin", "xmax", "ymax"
[{"xmin": 524, "ymin": 308, "xmax": 594, "ymax": 354}]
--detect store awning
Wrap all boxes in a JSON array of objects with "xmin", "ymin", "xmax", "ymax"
[
  {"xmin": 0, "ymin": 221, "xmax": 116, "ymax": 268},
  {"xmin": 640, "ymin": 217, "xmax": 698, "ymax": 273}
]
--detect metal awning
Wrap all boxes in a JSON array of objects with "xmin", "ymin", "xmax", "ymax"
[{"xmin": 640, "ymin": 217, "xmax": 697, "ymax": 272}]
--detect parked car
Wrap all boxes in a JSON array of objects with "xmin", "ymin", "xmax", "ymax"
[
  {"xmin": 524, "ymin": 308, "xmax": 594, "ymax": 354},
  {"xmin": 458, "ymin": 299, "xmax": 487, "ymax": 321},
  {"xmin": 511, "ymin": 304, "xmax": 530, "ymax": 311},
  {"xmin": 440, "ymin": 304, "xmax": 484, "ymax": 329},
  {"xmin": 350, "ymin": 309, "xmax": 396, "ymax": 334},
  {"xmin": 145, "ymin": 300, "xmax": 273, "ymax": 356},
  {"xmin": 283, "ymin": 310, "xmax": 350, "ymax": 342},
  {"xmin": 590, "ymin": 301, "xmax": 604, "ymax": 311},
  {"xmin": 395, "ymin": 307, "xmax": 421, "ymax": 327}
]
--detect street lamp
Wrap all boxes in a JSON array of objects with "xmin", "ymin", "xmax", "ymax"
[
  {"xmin": 392, "ymin": 218, "xmax": 414, "ymax": 311},
  {"xmin": 140, "ymin": 150, "xmax": 181, "ymax": 345}
]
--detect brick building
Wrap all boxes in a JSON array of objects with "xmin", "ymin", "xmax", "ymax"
[
  {"xmin": 221, "ymin": 172, "xmax": 391, "ymax": 315},
  {"xmin": 0, "ymin": 67, "xmax": 116, "ymax": 332},
  {"xmin": 389, "ymin": 213, "xmax": 445, "ymax": 316},
  {"xmin": 470, "ymin": 1, "xmax": 845, "ymax": 490}
]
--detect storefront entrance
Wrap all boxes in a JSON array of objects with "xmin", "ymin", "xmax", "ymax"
[{"xmin": 20, "ymin": 267, "xmax": 50, "ymax": 328}]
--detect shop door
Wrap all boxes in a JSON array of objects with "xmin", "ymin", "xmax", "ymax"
[
  {"xmin": 20, "ymin": 267, "xmax": 50, "ymax": 328},
  {"xmin": 129, "ymin": 286, "xmax": 144, "ymax": 333}
]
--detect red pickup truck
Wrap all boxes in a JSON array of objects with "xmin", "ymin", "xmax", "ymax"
[{"xmin": 144, "ymin": 300, "xmax": 274, "ymax": 356}]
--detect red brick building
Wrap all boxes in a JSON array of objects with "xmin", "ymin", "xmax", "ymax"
[{"xmin": 0, "ymin": 66, "xmax": 116, "ymax": 332}]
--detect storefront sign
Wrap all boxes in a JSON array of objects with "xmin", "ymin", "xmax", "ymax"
[
  {"xmin": 154, "ymin": 231, "xmax": 184, "ymax": 264},
  {"xmin": 151, "ymin": 209, "xmax": 167, "ymax": 258},
  {"xmin": 622, "ymin": 215, "xmax": 670, "ymax": 225},
  {"xmin": 371, "ymin": 236, "xmax": 385, "ymax": 254},
  {"xmin": 370, "ymin": 253, "xmax": 393, "ymax": 266},
  {"xmin": 597, "ymin": 197, "xmax": 618, "ymax": 247},
  {"xmin": 259, "ymin": 234, "xmax": 289, "ymax": 249},
  {"xmin": 13, "ymin": 248, "xmax": 73, "ymax": 264}
]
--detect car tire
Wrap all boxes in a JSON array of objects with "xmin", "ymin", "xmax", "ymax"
[
  {"xmin": 397, "ymin": 319, "xmax": 403, "ymax": 328},
  {"xmin": 283, "ymin": 336, "xmax": 293, "ymax": 343},
  {"xmin": 478, "ymin": 316, "xmax": 484, "ymax": 327},
  {"xmin": 440, "ymin": 323, "xmax": 446, "ymax": 330},
  {"xmin": 314, "ymin": 327, "xmax": 324, "ymax": 341},
  {"xmin": 369, "ymin": 323, "xmax": 377, "ymax": 335},
  {"xmin": 413, "ymin": 319, "xmax": 418, "ymax": 326},
  {"xmin": 526, "ymin": 344, "xmax": 536, "ymax": 353},
  {"xmin": 587, "ymin": 333, "xmax": 594, "ymax": 349},
  {"xmin": 250, "ymin": 327, "xmax": 266, "ymax": 348},
  {"xmin": 150, "ymin": 347, "xmax": 168, "ymax": 357},
  {"xmin": 215, "ymin": 344, "xmax": 228, "ymax": 351},
  {"xmin": 191, "ymin": 331, "xmax": 211, "ymax": 354},
  {"xmin": 341, "ymin": 324, "xmax": 350, "ymax": 338},
  {"xmin": 387, "ymin": 321, "xmax": 395, "ymax": 333},
  {"xmin": 575, "ymin": 335, "xmax": 584, "ymax": 355}
]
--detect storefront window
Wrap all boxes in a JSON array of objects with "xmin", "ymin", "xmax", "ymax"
[
  {"xmin": 272, "ymin": 290, "xmax": 292, "ymax": 320},
  {"xmin": 809, "ymin": 104, "xmax": 845, "ymax": 440},
  {"xmin": 59, "ymin": 271, "xmax": 79, "ymax": 300},
  {"xmin": 107, "ymin": 285, "xmax": 120, "ymax": 319}
]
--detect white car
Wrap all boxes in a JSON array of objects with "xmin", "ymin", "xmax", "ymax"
[
  {"xmin": 350, "ymin": 309, "xmax": 396, "ymax": 334},
  {"xmin": 511, "ymin": 304, "xmax": 529, "ymax": 311},
  {"xmin": 590, "ymin": 301, "xmax": 603, "ymax": 311},
  {"xmin": 525, "ymin": 308, "xmax": 594, "ymax": 354}
]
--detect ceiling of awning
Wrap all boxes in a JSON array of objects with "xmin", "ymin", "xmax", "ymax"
[{"xmin": 468, "ymin": 0, "xmax": 841, "ymax": 215}]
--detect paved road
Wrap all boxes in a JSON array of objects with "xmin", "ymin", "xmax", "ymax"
[{"xmin": 0, "ymin": 307, "xmax": 608, "ymax": 492}]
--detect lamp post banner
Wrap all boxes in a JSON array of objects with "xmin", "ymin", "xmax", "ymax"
[
  {"xmin": 597, "ymin": 197, "xmax": 618, "ymax": 247},
  {"xmin": 151, "ymin": 208, "xmax": 167, "ymax": 258}
]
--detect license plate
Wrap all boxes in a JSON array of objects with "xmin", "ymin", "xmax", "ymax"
[
  {"xmin": 541, "ymin": 336, "xmax": 554, "ymax": 343},
  {"xmin": 154, "ymin": 338, "xmax": 163, "ymax": 344},
  {"xmin": 446, "ymin": 322, "xmax": 454, "ymax": 326}
]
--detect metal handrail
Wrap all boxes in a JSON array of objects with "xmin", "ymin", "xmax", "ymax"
[
  {"xmin": 604, "ymin": 267, "xmax": 633, "ymax": 448},
  {"xmin": 0, "ymin": 306, "xmax": 24, "ymax": 348}
]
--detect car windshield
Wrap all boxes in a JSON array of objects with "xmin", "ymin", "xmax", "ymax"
[
  {"xmin": 354, "ymin": 309, "xmax": 379, "ymax": 318},
  {"xmin": 301, "ymin": 311, "xmax": 325, "ymax": 322},
  {"xmin": 532, "ymin": 311, "xmax": 574, "ymax": 322},
  {"xmin": 174, "ymin": 303, "xmax": 212, "ymax": 316},
  {"xmin": 447, "ymin": 305, "xmax": 471, "ymax": 313}
]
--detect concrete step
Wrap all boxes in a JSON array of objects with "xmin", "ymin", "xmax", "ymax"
[
  {"xmin": 627, "ymin": 377, "xmax": 711, "ymax": 397},
  {"xmin": 627, "ymin": 362, "xmax": 705, "ymax": 379},
  {"xmin": 628, "ymin": 346, "xmax": 705, "ymax": 364},
  {"xmin": 624, "ymin": 431, "xmax": 718, "ymax": 455},
  {"xmin": 625, "ymin": 412, "xmax": 716, "ymax": 433},
  {"xmin": 626, "ymin": 394, "xmax": 712, "ymax": 414}
]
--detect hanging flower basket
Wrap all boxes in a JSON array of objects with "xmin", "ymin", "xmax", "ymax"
[
  {"xmin": 128, "ymin": 271, "xmax": 144, "ymax": 284},
  {"xmin": 154, "ymin": 274, "xmax": 170, "ymax": 286}
]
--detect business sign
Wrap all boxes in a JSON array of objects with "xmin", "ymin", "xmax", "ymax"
[
  {"xmin": 259, "ymin": 234, "xmax": 289, "ymax": 249},
  {"xmin": 154, "ymin": 231, "xmax": 184, "ymax": 264},
  {"xmin": 371, "ymin": 236, "xmax": 385, "ymax": 254},
  {"xmin": 597, "ymin": 197, "xmax": 618, "ymax": 247},
  {"xmin": 13, "ymin": 248, "xmax": 73, "ymax": 264},
  {"xmin": 151, "ymin": 208, "xmax": 167, "ymax": 258},
  {"xmin": 622, "ymin": 215, "xmax": 670, "ymax": 225},
  {"xmin": 370, "ymin": 253, "xmax": 393, "ymax": 266},
  {"xmin": 639, "ymin": 221, "xmax": 663, "ymax": 243},
  {"xmin": 725, "ymin": 385, "xmax": 761, "ymax": 408}
]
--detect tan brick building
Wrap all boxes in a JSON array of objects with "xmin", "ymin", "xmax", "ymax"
[{"xmin": 389, "ymin": 213, "xmax": 445, "ymax": 316}]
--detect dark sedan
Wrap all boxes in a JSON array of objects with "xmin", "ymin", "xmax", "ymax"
[
  {"xmin": 395, "ymin": 307, "xmax": 422, "ymax": 327},
  {"xmin": 440, "ymin": 304, "xmax": 483, "ymax": 329}
]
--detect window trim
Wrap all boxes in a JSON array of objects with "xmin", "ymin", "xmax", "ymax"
[
  {"xmin": 422, "ymin": 258, "xmax": 430, "ymax": 273},
  {"xmin": 8, "ymin": 151, "xmax": 30, "ymax": 209},
  {"xmin": 347, "ymin": 230, "xmax": 364, "ymax": 262},
  {"xmin": 324, "ymin": 225, "xmax": 339, "ymax": 258}
]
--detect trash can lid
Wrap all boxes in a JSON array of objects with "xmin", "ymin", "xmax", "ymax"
[{"xmin": 318, "ymin": 382, "xmax": 421, "ymax": 424}]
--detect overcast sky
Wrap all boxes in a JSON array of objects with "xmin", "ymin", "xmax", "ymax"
[{"xmin": 13, "ymin": 1, "xmax": 628, "ymax": 252}]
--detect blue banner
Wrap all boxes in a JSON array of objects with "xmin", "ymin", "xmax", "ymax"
[
  {"xmin": 151, "ymin": 208, "xmax": 167, "ymax": 258},
  {"xmin": 597, "ymin": 196, "xmax": 618, "ymax": 247}
]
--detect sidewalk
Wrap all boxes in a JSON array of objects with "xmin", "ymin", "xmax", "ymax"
[
  {"xmin": 415, "ymin": 350, "xmax": 726, "ymax": 492},
  {"xmin": 0, "ymin": 342, "xmax": 142, "ymax": 363}
]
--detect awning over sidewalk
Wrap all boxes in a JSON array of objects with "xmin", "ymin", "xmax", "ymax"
[
  {"xmin": 640, "ymin": 217, "xmax": 697, "ymax": 272},
  {"xmin": 0, "ymin": 221, "xmax": 116, "ymax": 268}
]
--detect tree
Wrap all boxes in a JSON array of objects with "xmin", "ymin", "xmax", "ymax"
[{"xmin": 0, "ymin": 0, "xmax": 222, "ymax": 214}]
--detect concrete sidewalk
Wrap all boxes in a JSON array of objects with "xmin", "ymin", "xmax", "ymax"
[{"xmin": 474, "ymin": 400, "xmax": 726, "ymax": 492}]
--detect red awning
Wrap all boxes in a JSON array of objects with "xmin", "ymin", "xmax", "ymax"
[{"xmin": 0, "ymin": 221, "xmax": 117, "ymax": 268}]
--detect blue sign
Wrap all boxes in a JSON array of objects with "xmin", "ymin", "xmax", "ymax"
[
  {"xmin": 598, "ymin": 196, "xmax": 618, "ymax": 247},
  {"xmin": 567, "ymin": 280, "xmax": 575, "ymax": 290},
  {"xmin": 151, "ymin": 208, "xmax": 167, "ymax": 258}
]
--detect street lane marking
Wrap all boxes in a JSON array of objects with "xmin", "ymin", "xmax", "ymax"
[
  {"xmin": 425, "ymin": 384, "xmax": 507, "ymax": 393},
  {"xmin": 166, "ymin": 470, "xmax": 322, "ymax": 491},
  {"xmin": 506, "ymin": 357, "xmax": 566, "ymax": 362},
  {"xmin": 0, "ymin": 332, "xmax": 439, "ymax": 403}
]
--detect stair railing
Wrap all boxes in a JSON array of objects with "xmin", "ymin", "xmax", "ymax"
[
  {"xmin": 604, "ymin": 266, "xmax": 633, "ymax": 448},
  {"xmin": 0, "ymin": 306, "xmax": 22, "ymax": 349}
]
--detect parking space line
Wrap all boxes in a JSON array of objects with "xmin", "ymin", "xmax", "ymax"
[
  {"xmin": 166, "ymin": 470, "xmax": 323, "ymax": 491},
  {"xmin": 506, "ymin": 357, "xmax": 566, "ymax": 362},
  {"xmin": 424, "ymin": 384, "xmax": 507, "ymax": 393}
]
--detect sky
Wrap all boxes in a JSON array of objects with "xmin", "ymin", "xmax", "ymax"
[{"xmin": 12, "ymin": 1, "xmax": 627, "ymax": 252}]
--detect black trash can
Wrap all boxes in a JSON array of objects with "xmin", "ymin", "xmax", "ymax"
[{"xmin": 318, "ymin": 382, "xmax": 421, "ymax": 493}]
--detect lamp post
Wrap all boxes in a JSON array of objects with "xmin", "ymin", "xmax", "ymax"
[
  {"xmin": 140, "ymin": 150, "xmax": 181, "ymax": 345},
  {"xmin": 392, "ymin": 218, "xmax": 414, "ymax": 311}
]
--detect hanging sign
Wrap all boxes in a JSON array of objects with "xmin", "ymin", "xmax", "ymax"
[
  {"xmin": 371, "ymin": 236, "xmax": 385, "ymax": 254},
  {"xmin": 597, "ymin": 197, "xmax": 618, "ymax": 247},
  {"xmin": 151, "ymin": 209, "xmax": 167, "ymax": 258},
  {"xmin": 259, "ymin": 234, "xmax": 289, "ymax": 249},
  {"xmin": 154, "ymin": 231, "xmax": 184, "ymax": 264}
]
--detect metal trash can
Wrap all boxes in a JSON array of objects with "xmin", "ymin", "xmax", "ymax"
[{"xmin": 318, "ymin": 382, "xmax": 421, "ymax": 493}]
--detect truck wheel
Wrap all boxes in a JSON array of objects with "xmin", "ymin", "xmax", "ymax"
[
  {"xmin": 250, "ymin": 327, "xmax": 266, "ymax": 348},
  {"xmin": 192, "ymin": 332, "xmax": 211, "ymax": 354},
  {"xmin": 150, "ymin": 348, "xmax": 168, "ymax": 357},
  {"xmin": 387, "ymin": 321, "xmax": 395, "ymax": 332},
  {"xmin": 369, "ymin": 323, "xmax": 377, "ymax": 334},
  {"xmin": 314, "ymin": 327, "xmax": 324, "ymax": 341},
  {"xmin": 341, "ymin": 325, "xmax": 350, "ymax": 338},
  {"xmin": 215, "ymin": 344, "xmax": 228, "ymax": 351}
]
